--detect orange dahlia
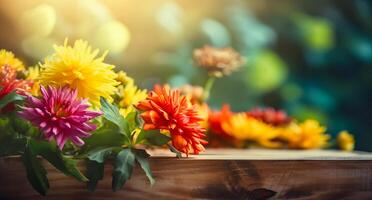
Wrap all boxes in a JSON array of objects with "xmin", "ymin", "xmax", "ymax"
[
  {"xmin": 136, "ymin": 85, "xmax": 207, "ymax": 155},
  {"xmin": 208, "ymin": 104, "xmax": 234, "ymax": 138}
]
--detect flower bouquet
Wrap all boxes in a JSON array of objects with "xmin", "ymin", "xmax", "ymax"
[{"xmin": 0, "ymin": 39, "xmax": 355, "ymax": 196}]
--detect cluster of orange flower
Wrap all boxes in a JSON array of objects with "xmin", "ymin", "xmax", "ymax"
[
  {"xmin": 208, "ymin": 105, "xmax": 332, "ymax": 149},
  {"xmin": 136, "ymin": 45, "xmax": 355, "ymax": 154},
  {"xmin": 177, "ymin": 45, "xmax": 354, "ymax": 152}
]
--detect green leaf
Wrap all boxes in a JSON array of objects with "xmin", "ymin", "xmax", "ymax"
[
  {"xmin": 30, "ymin": 139, "xmax": 88, "ymax": 182},
  {"xmin": 167, "ymin": 144, "xmax": 182, "ymax": 158},
  {"xmin": 85, "ymin": 147, "xmax": 114, "ymax": 191},
  {"xmin": 112, "ymin": 148, "xmax": 135, "ymax": 191},
  {"xmin": 22, "ymin": 141, "xmax": 49, "ymax": 196},
  {"xmin": 0, "ymin": 137, "xmax": 27, "ymax": 156},
  {"xmin": 8, "ymin": 113, "xmax": 41, "ymax": 137},
  {"xmin": 0, "ymin": 117, "xmax": 17, "ymax": 141},
  {"xmin": 61, "ymin": 156, "xmax": 88, "ymax": 181},
  {"xmin": 10, "ymin": 115, "xmax": 30, "ymax": 133},
  {"xmin": 125, "ymin": 111, "xmax": 143, "ymax": 132},
  {"xmin": 100, "ymin": 97, "xmax": 121, "ymax": 125},
  {"xmin": 86, "ymin": 160, "xmax": 104, "ymax": 192},
  {"xmin": 100, "ymin": 97, "xmax": 130, "ymax": 138},
  {"xmin": 134, "ymin": 111, "xmax": 144, "ymax": 127},
  {"xmin": 133, "ymin": 149, "xmax": 155, "ymax": 186},
  {"xmin": 125, "ymin": 112, "xmax": 137, "ymax": 132},
  {"xmin": 87, "ymin": 147, "xmax": 113, "ymax": 163},
  {"xmin": 135, "ymin": 130, "xmax": 147, "ymax": 144},
  {"xmin": 145, "ymin": 130, "xmax": 171, "ymax": 146},
  {"xmin": 0, "ymin": 91, "xmax": 24, "ymax": 109},
  {"xmin": 81, "ymin": 121, "xmax": 126, "ymax": 153}
]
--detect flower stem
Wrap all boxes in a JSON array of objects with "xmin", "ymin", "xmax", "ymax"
[{"xmin": 202, "ymin": 76, "xmax": 216, "ymax": 102}]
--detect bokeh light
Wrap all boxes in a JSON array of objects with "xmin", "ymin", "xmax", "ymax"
[{"xmin": 0, "ymin": 0, "xmax": 370, "ymax": 151}]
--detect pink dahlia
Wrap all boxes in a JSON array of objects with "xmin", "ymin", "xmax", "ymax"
[{"xmin": 19, "ymin": 86, "xmax": 102, "ymax": 149}]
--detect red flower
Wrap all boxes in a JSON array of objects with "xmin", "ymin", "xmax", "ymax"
[
  {"xmin": 136, "ymin": 85, "xmax": 207, "ymax": 155},
  {"xmin": 246, "ymin": 107, "xmax": 291, "ymax": 126},
  {"xmin": 208, "ymin": 104, "xmax": 234, "ymax": 138},
  {"xmin": 0, "ymin": 65, "xmax": 32, "ymax": 112}
]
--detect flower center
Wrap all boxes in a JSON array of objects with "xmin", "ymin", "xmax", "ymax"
[
  {"xmin": 72, "ymin": 70, "xmax": 84, "ymax": 80},
  {"xmin": 53, "ymin": 103, "xmax": 68, "ymax": 117}
]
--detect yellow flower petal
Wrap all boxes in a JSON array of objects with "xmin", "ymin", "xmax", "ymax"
[
  {"xmin": 40, "ymin": 39, "xmax": 119, "ymax": 107},
  {"xmin": 337, "ymin": 130, "xmax": 355, "ymax": 151},
  {"xmin": 0, "ymin": 49, "xmax": 25, "ymax": 71}
]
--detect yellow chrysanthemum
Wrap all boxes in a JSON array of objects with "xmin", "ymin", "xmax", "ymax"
[
  {"xmin": 40, "ymin": 39, "xmax": 118, "ymax": 107},
  {"xmin": 194, "ymin": 103, "xmax": 209, "ymax": 129},
  {"xmin": 0, "ymin": 49, "xmax": 25, "ymax": 71},
  {"xmin": 116, "ymin": 71, "xmax": 132, "ymax": 85},
  {"xmin": 117, "ymin": 74, "xmax": 147, "ymax": 117},
  {"xmin": 26, "ymin": 66, "xmax": 40, "ymax": 80},
  {"xmin": 337, "ymin": 130, "xmax": 355, "ymax": 151},
  {"xmin": 26, "ymin": 66, "xmax": 41, "ymax": 96},
  {"xmin": 222, "ymin": 113, "xmax": 281, "ymax": 148},
  {"xmin": 281, "ymin": 119, "xmax": 330, "ymax": 149}
]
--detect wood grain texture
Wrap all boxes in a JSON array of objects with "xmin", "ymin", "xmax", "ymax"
[{"xmin": 0, "ymin": 149, "xmax": 372, "ymax": 200}]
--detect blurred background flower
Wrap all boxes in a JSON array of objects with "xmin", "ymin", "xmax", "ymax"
[{"xmin": 0, "ymin": 0, "xmax": 371, "ymax": 151}]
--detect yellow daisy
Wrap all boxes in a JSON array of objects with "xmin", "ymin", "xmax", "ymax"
[
  {"xmin": 282, "ymin": 119, "xmax": 330, "ymax": 149},
  {"xmin": 40, "ymin": 39, "xmax": 119, "ymax": 107},
  {"xmin": 194, "ymin": 103, "xmax": 209, "ymax": 129},
  {"xmin": 0, "ymin": 49, "xmax": 25, "ymax": 71},
  {"xmin": 222, "ymin": 113, "xmax": 281, "ymax": 148},
  {"xmin": 26, "ymin": 66, "xmax": 41, "ymax": 96},
  {"xmin": 117, "ymin": 72, "xmax": 147, "ymax": 117},
  {"xmin": 26, "ymin": 66, "xmax": 40, "ymax": 80},
  {"xmin": 337, "ymin": 130, "xmax": 355, "ymax": 151},
  {"xmin": 116, "ymin": 71, "xmax": 132, "ymax": 85}
]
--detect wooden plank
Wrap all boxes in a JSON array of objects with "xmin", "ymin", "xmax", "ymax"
[
  {"xmin": 149, "ymin": 148, "xmax": 372, "ymax": 160},
  {"xmin": 0, "ymin": 149, "xmax": 372, "ymax": 200}
]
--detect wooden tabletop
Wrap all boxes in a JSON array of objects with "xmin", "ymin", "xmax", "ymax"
[
  {"xmin": 149, "ymin": 148, "xmax": 372, "ymax": 160},
  {"xmin": 1, "ymin": 149, "xmax": 372, "ymax": 200}
]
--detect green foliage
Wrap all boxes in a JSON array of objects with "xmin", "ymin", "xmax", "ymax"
[
  {"xmin": 81, "ymin": 100, "xmax": 159, "ymax": 192},
  {"xmin": 0, "ymin": 96, "xmax": 160, "ymax": 195},
  {"xmin": 22, "ymin": 141, "xmax": 49, "ymax": 196},
  {"xmin": 86, "ymin": 160, "xmax": 105, "ymax": 191},
  {"xmin": 112, "ymin": 148, "xmax": 135, "ymax": 191},
  {"xmin": 145, "ymin": 131, "xmax": 171, "ymax": 146},
  {"xmin": 125, "ymin": 111, "xmax": 143, "ymax": 132},
  {"xmin": 0, "ymin": 115, "xmax": 39, "ymax": 157},
  {"xmin": 9, "ymin": 114, "xmax": 41, "ymax": 137},
  {"xmin": 30, "ymin": 139, "xmax": 88, "ymax": 182},
  {"xmin": 136, "ymin": 129, "xmax": 171, "ymax": 145},
  {"xmin": 87, "ymin": 147, "xmax": 114, "ymax": 163},
  {"xmin": 133, "ymin": 149, "xmax": 155, "ymax": 186},
  {"xmin": 0, "ymin": 118, "xmax": 17, "ymax": 145},
  {"xmin": 0, "ymin": 137, "xmax": 27, "ymax": 156},
  {"xmin": 85, "ymin": 147, "xmax": 114, "ymax": 191},
  {"xmin": 100, "ymin": 97, "xmax": 131, "ymax": 139},
  {"xmin": 82, "ymin": 122, "xmax": 125, "ymax": 153},
  {"xmin": 0, "ymin": 91, "xmax": 24, "ymax": 109},
  {"xmin": 19, "ymin": 139, "xmax": 89, "ymax": 195}
]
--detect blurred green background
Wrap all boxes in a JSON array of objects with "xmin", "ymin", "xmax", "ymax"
[{"xmin": 0, "ymin": 0, "xmax": 371, "ymax": 151}]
